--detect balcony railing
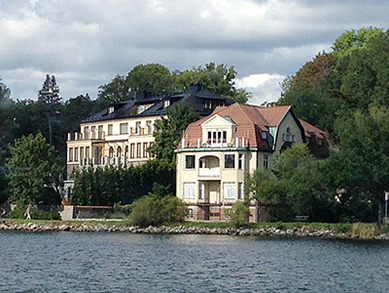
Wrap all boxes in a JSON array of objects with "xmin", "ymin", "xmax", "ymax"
[
  {"xmin": 198, "ymin": 167, "xmax": 220, "ymax": 177},
  {"xmin": 180, "ymin": 137, "xmax": 249, "ymax": 149},
  {"xmin": 67, "ymin": 131, "xmax": 105, "ymax": 141}
]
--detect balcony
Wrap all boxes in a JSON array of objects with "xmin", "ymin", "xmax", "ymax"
[{"xmin": 198, "ymin": 167, "xmax": 220, "ymax": 177}]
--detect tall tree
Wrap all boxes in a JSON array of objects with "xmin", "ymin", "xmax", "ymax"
[
  {"xmin": 38, "ymin": 74, "xmax": 61, "ymax": 145},
  {"xmin": 38, "ymin": 74, "xmax": 61, "ymax": 105},
  {"xmin": 6, "ymin": 133, "xmax": 62, "ymax": 206}
]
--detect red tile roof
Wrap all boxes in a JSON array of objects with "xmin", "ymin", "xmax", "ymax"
[
  {"xmin": 182, "ymin": 103, "xmax": 292, "ymax": 150},
  {"xmin": 299, "ymin": 119, "xmax": 325, "ymax": 139}
]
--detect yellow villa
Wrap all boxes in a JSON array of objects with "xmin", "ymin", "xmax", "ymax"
[{"xmin": 175, "ymin": 103, "xmax": 328, "ymax": 222}]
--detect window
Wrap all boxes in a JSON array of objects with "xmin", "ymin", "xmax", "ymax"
[
  {"xmin": 198, "ymin": 183, "xmax": 204, "ymax": 199},
  {"xmin": 262, "ymin": 131, "xmax": 267, "ymax": 140},
  {"xmin": 204, "ymin": 100, "xmax": 212, "ymax": 109},
  {"xmin": 135, "ymin": 121, "xmax": 141, "ymax": 134},
  {"xmin": 136, "ymin": 143, "xmax": 141, "ymax": 158},
  {"xmin": 207, "ymin": 130, "xmax": 227, "ymax": 144},
  {"xmin": 109, "ymin": 147, "xmax": 114, "ymax": 158},
  {"xmin": 238, "ymin": 182, "xmax": 243, "ymax": 200},
  {"xmin": 108, "ymin": 106, "xmax": 114, "ymax": 114},
  {"xmin": 80, "ymin": 147, "xmax": 84, "ymax": 160},
  {"xmin": 185, "ymin": 155, "xmax": 195, "ymax": 169},
  {"xmin": 74, "ymin": 147, "xmax": 79, "ymax": 161},
  {"xmin": 98, "ymin": 125, "xmax": 103, "ymax": 139},
  {"xmin": 224, "ymin": 154, "xmax": 235, "ymax": 169},
  {"xmin": 317, "ymin": 138, "xmax": 323, "ymax": 146},
  {"xmin": 188, "ymin": 208, "xmax": 194, "ymax": 219},
  {"xmin": 143, "ymin": 142, "xmax": 148, "ymax": 158},
  {"xmin": 130, "ymin": 143, "xmax": 135, "ymax": 158},
  {"xmin": 85, "ymin": 147, "xmax": 90, "ymax": 159},
  {"xmin": 69, "ymin": 148, "xmax": 74, "ymax": 162},
  {"xmin": 238, "ymin": 154, "xmax": 244, "ymax": 169},
  {"xmin": 125, "ymin": 146, "xmax": 129, "ymax": 161},
  {"xmin": 117, "ymin": 146, "xmax": 122, "ymax": 157},
  {"xmin": 84, "ymin": 126, "xmax": 89, "ymax": 139},
  {"xmin": 91, "ymin": 126, "xmax": 96, "ymax": 139},
  {"xmin": 163, "ymin": 99, "xmax": 170, "ymax": 108},
  {"xmin": 183, "ymin": 182, "xmax": 196, "ymax": 199},
  {"xmin": 108, "ymin": 124, "xmax": 113, "ymax": 135},
  {"xmin": 120, "ymin": 123, "xmax": 128, "ymax": 134},
  {"xmin": 283, "ymin": 127, "xmax": 292, "ymax": 142},
  {"xmin": 223, "ymin": 182, "xmax": 236, "ymax": 199},
  {"xmin": 146, "ymin": 120, "xmax": 152, "ymax": 134},
  {"xmin": 263, "ymin": 154, "xmax": 269, "ymax": 169}
]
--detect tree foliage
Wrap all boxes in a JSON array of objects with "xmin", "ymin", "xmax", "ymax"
[
  {"xmin": 245, "ymin": 144, "xmax": 335, "ymax": 222},
  {"xmin": 6, "ymin": 133, "xmax": 62, "ymax": 205},
  {"xmin": 150, "ymin": 101, "xmax": 199, "ymax": 163},
  {"xmin": 72, "ymin": 160, "xmax": 175, "ymax": 206},
  {"xmin": 38, "ymin": 74, "xmax": 61, "ymax": 105}
]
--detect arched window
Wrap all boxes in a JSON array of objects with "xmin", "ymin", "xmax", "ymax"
[
  {"xmin": 109, "ymin": 147, "xmax": 114, "ymax": 158},
  {"xmin": 117, "ymin": 146, "xmax": 122, "ymax": 157}
]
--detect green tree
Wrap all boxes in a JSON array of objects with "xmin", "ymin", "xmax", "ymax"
[
  {"xmin": 150, "ymin": 101, "xmax": 198, "ymax": 163},
  {"xmin": 38, "ymin": 74, "xmax": 61, "ymax": 105},
  {"xmin": 245, "ymin": 144, "xmax": 334, "ymax": 221},
  {"xmin": 330, "ymin": 106, "xmax": 389, "ymax": 222},
  {"xmin": 6, "ymin": 133, "xmax": 62, "ymax": 206},
  {"xmin": 127, "ymin": 63, "xmax": 175, "ymax": 95},
  {"xmin": 175, "ymin": 62, "xmax": 251, "ymax": 103},
  {"xmin": 97, "ymin": 74, "xmax": 131, "ymax": 106}
]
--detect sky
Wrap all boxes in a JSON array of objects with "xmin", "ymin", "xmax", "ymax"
[{"xmin": 0, "ymin": 0, "xmax": 388, "ymax": 105}]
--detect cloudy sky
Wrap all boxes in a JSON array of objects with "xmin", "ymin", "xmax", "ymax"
[{"xmin": 0, "ymin": 0, "xmax": 388, "ymax": 105}]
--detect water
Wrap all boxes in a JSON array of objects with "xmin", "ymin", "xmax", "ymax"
[{"xmin": 0, "ymin": 232, "xmax": 388, "ymax": 292}]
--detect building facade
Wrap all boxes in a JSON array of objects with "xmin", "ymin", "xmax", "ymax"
[
  {"xmin": 175, "ymin": 103, "xmax": 328, "ymax": 222},
  {"xmin": 64, "ymin": 84, "xmax": 233, "ymax": 199}
]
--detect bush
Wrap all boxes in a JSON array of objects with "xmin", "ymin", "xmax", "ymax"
[
  {"xmin": 129, "ymin": 196, "xmax": 187, "ymax": 227},
  {"xmin": 351, "ymin": 222, "xmax": 379, "ymax": 239},
  {"xmin": 8, "ymin": 205, "xmax": 60, "ymax": 220},
  {"xmin": 228, "ymin": 201, "xmax": 249, "ymax": 228}
]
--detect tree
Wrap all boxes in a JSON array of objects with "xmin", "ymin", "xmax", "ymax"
[
  {"xmin": 330, "ymin": 106, "xmax": 389, "ymax": 222},
  {"xmin": 97, "ymin": 74, "xmax": 131, "ymax": 106},
  {"xmin": 245, "ymin": 144, "xmax": 334, "ymax": 221},
  {"xmin": 38, "ymin": 74, "xmax": 61, "ymax": 105},
  {"xmin": 127, "ymin": 63, "xmax": 175, "ymax": 95},
  {"xmin": 150, "ymin": 102, "xmax": 198, "ymax": 163},
  {"xmin": 6, "ymin": 133, "xmax": 62, "ymax": 207},
  {"xmin": 174, "ymin": 62, "xmax": 251, "ymax": 103}
]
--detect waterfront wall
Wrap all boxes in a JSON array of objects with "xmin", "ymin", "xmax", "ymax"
[{"xmin": 1, "ymin": 220, "xmax": 388, "ymax": 240}]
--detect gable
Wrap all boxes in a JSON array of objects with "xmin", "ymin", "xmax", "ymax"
[{"xmin": 201, "ymin": 114, "xmax": 235, "ymax": 128}]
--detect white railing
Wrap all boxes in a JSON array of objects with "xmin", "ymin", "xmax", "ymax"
[
  {"xmin": 198, "ymin": 167, "xmax": 220, "ymax": 177},
  {"xmin": 180, "ymin": 137, "xmax": 249, "ymax": 149}
]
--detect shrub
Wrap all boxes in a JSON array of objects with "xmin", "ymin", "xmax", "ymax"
[
  {"xmin": 228, "ymin": 201, "xmax": 249, "ymax": 228},
  {"xmin": 8, "ymin": 205, "xmax": 60, "ymax": 220},
  {"xmin": 129, "ymin": 196, "xmax": 187, "ymax": 227},
  {"xmin": 351, "ymin": 222, "xmax": 379, "ymax": 239}
]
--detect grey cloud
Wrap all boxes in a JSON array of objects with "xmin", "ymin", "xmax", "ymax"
[{"xmin": 0, "ymin": 0, "xmax": 388, "ymax": 101}]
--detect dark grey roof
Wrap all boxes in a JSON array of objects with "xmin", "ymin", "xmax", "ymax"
[{"xmin": 81, "ymin": 83, "xmax": 234, "ymax": 123}]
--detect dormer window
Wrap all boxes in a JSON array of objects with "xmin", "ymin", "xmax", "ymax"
[
  {"xmin": 207, "ymin": 130, "xmax": 227, "ymax": 145},
  {"xmin": 317, "ymin": 138, "xmax": 323, "ymax": 146},
  {"xmin": 108, "ymin": 106, "xmax": 114, "ymax": 114},
  {"xmin": 163, "ymin": 99, "xmax": 170, "ymax": 108},
  {"xmin": 204, "ymin": 100, "xmax": 212, "ymax": 109},
  {"xmin": 261, "ymin": 131, "xmax": 267, "ymax": 140}
]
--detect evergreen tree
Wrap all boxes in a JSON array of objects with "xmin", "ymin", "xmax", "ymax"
[{"xmin": 38, "ymin": 74, "xmax": 61, "ymax": 105}]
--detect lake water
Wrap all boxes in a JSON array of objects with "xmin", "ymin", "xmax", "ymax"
[{"xmin": 0, "ymin": 232, "xmax": 388, "ymax": 292}]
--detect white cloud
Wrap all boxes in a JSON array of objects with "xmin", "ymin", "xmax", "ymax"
[{"xmin": 236, "ymin": 73, "xmax": 285, "ymax": 105}]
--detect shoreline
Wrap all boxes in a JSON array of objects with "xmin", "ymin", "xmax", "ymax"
[{"xmin": 1, "ymin": 220, "xmax": 389, "ymax": 240}]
